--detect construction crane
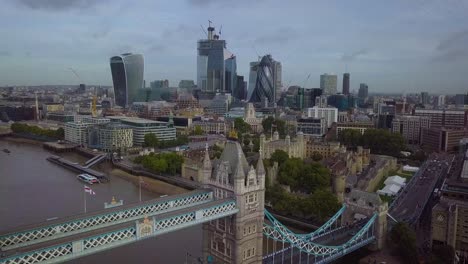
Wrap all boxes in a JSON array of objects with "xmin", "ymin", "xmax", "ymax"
[
  {"xmin": 68, "ymin": 67, "xmax": 82, "ymax": 83},
  {"xmin": 303, "ymin": 73, "xmax": 311, "ymax": 88}
]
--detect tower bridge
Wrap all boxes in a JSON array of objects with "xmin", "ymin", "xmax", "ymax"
[{"xmin": 0, "ymin": 140, "xmax": 388, "ymax": 264}]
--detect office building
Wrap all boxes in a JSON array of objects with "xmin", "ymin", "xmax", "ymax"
[
  {"xmin": 248, "ymin": 55, "xmax": 282, "ymax": 103},
  {"xmin": 65, "ymin": 122, "xmax": 92, "ymax": 146},
  {"xmin": 436, "ymin": 95, "xmax": 446, "ymax": 107},
  {"xmin": 320, "ymin": 74, "xmax": 337, "ymax": 95},
  {"xmin": 243, "ymin": 103, "xmax": 263, "ymax": 133},
  {"xmin": 414, "ymin": 109, "xmax": 467, "ymax": 129},
  {"xmin": 315, "ymin": 95, "xmax": 328, "ymax": 108},
  {"xmin": 151, "ymin": 80, "xmax": 169, "ymax": 89},
  {"xmin": 455, "ymin": 94, "xmax": 468, "ymax": 107},
  {"xmin": 422, "ymin": 128, "xmax": 468, "ymax": 153},
  {"xmin": 420, "ymin": 92, "xmax": 430, "ymax": 105},
  {"xmin": 0, "ymin": 105, "xmax": 35, "ymax": 122},
  {"xmin": 88, "ymin": 123, "xmax": 133, "ymax": 152},
  {"xmin": 178, "ymin": 80, "xmax": 195, "ymax": 89},
  {"xmin": 109, "ymin": 117, "xmax": 176, "ymax": 146},
  {"xmin": 197, "ymin": 24, "xmax": 237, "ymax": 93},
  {"xmin": 110, "ymin": 53, "xmax": 144, "ymax": 108},
  {"xmin": 47, "ymin": 112, "xmax": 75, "ymax": 123},
  {"xmin": 432, "ymin": 151, "xmax": 468, "ymax": 258},
  {"xmin": 297, "ymin": 118, "xmax": 327, "ymax": 137},
  {"xmin": 391, "ymin": 115, "xmax": 431, "ymax": 145},
  {"xmin": 336, "ymin": 121, "xmax": 375, "ymax": 137},
  {"xmin": 342, "ymin": 73, "xmax": 350, "ymax": 95},
  {"xmin": 192, "ymin": 119, "xmax": 230, "ymax": 135},
  {"xmin": 327, "ymin": 94, "xmax": 350, "ymax": 111},
  {"xmin": 307, "ymin": 106, "xmax": 338, "ymax": 128},
  {"xmin": 233, "ymin": 75, "xmax": 247, "ymax": 101},
  {"xmin": 358, "ymin": 83, "xmax": 369, "ymax": 99}
]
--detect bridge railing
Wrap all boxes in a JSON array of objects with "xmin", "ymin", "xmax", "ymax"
[
  {"xmin": 0, "ymin": 199, "xmax": 238, "ymax": 264},
  {"xmin": 0, "ymin": 189, "xmax": 213, "ymax": 251}
]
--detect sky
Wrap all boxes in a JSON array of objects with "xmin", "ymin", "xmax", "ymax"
[{"xmin": 0, "ymin": 0, "xmax": 468, "ymax": 94}]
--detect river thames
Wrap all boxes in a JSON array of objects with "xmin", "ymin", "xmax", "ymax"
[{"xmin": 0, "ymin": 140, "xmax": 204, "ymax": 263}]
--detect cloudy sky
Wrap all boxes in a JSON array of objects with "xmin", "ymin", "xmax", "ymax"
[{"xmin": 0, "ymin": 0, "xmax": 467, "ymax": 94}]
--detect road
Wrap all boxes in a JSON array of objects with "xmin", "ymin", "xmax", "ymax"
[{"xmin": 389, "ymin": 154, "xmax": 453, "ymax": 224}]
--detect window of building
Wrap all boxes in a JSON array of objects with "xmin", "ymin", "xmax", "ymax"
[{"xmin": 217, "ymin": 218, "xmax": 226, "ymax": 231}]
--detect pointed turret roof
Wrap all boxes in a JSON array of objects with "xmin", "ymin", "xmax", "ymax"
[
  {"xmin": 256, "ymin": 148, "xmax": 265, "ymax": 176},
  {"xmin": 202, "ymin": 143, "xmax": 211, "ymax": 170},
  {"xmin": 218, "ymin": 140, "xmax": 249, "ymax": 181}
]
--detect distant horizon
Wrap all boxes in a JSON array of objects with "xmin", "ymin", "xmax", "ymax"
[
  {"xmin": 0, "ymin": 1, "xmax": 467, "ymax": 93},
  {"xmin": 1, "ymin": 84, "xmax": 466, "ymax": 97}
]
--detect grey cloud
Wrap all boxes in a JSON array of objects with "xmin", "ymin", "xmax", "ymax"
[
  {"xmin": 14, "ymin": 0, "xmax": 102, "ymax": 10},
  {"xmin": 147, "ymin": 44, "xmax": 166, "ymax": 53},
  {"xmin": 254, "ymin": 28, "xmax": 298, "ymax": 45},
  {"xmin": 437, "ymin": 29, "xmax": 468, "ymax": 51},
  {"xmin": 91, "ymin": 24, "xmax": 111, "ymax": 39},
  {"xmin": 432, "ymin": 29, "xmax": 468, "ymax": 62},
  {"xmin": 0, "ymin": 51, "xmax": 11, "ymax": 56},
  {"xmin": 341, "ymin": 49, "xmax": 369, "ymax": 62}
]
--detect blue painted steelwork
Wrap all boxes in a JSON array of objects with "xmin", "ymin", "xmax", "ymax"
[
  {"xmin": 0, "ymin": 200, "xmax": 238, "ymax": 264},
  {"xmin": 0, "ymin": 190, "xmax": 213, "ymax": 251},
  {"xmin": 263, "ymin": 210, "xmax": 377, "ymax": 257}
]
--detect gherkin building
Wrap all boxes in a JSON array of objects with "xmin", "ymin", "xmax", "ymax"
[{"xmin": 248, "ymin": 55, "xmax": 275, "ymax": 103}]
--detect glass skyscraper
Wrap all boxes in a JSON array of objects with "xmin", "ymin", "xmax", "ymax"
[
  {"xmin": 320, "ymin": 73, "xmax": 337, "ymax": 95},
  {"xmin": 248, "ymin": 54, "xmax": 282, "ymax": 103},
  {"xmin": 342, "ymin": 73, "xmax": 350, "ymax": 95},
  {"xmin": 110, "ymin": 53, "xmax": 144, "ymax": 108},
  {"xmin": 248, "ymin": 55, "xmax": 275, "ymax": 103},
  {"xmin": 197, "ymin": 25, "xmax": 237, "ymax": 93}
]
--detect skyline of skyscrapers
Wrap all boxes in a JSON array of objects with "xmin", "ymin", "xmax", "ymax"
[
  {"xmin": 358, "ymin": 83, "xmax": 369, "ymax": 99},
  {"xmin": 342, "ymin": 73, "xmax": 350, "ymax": 95},
  {"xmin": 196, "ymin": 24, "xmax": 237, "ymax": 94},
  {"xmin": 110, "ymin": 53, "xmax": 144, "ymax": 108},
  {"xmin": 320, "ymin": 73, "xmax": 337, "ymax": 95}
]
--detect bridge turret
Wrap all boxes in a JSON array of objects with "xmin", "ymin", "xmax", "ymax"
[
  {"xmin": 203, "ymin": 139, "xmax": 265, "ymax": 263},
  {"xmin": 202, "ymin": 143, "xmax": 212, "ymax": 183}
]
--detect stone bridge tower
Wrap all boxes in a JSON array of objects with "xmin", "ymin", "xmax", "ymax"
[
  {"xmin": 202, "ymin": 140, "xmax": 265, "ymax": 263},
  {"xmin": 343, "ymin": 190, "xmax": 388, "ymax": 250}
]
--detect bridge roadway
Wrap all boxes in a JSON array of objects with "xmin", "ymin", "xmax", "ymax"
[
  {"xmin": 389, "ymin": 154, "xmax": 453, "ymax": 224},
  {"xmin": 0, "ymin": 189, "xmax": 213, "ymax": 251},
  {"xmin": 0, "ymin": 198, "xmax": 238, "ymax": 264}
]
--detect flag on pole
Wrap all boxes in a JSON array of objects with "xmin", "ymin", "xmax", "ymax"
[
  {"xmin": 84, "ymin": 185, "xmax": 96, "ymax": 195},
  {"xmin": 139, "ymin": 177, "xmax": 148, "ymax": 187}
]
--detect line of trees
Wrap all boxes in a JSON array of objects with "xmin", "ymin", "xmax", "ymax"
[
  {"xmin": 338, "ymin": 128, "xmax": 406, "ymax": 156},
  {"xmin": 143, "ymin": 133, "xmax": 189, "ymax": 149},
  {"xmin": 133, "ymin": 152, "xmax": 184, "ymax": 175},
  {"xmin": 11, "ymin": 122, "xmax": 64, "ymax": 139}
]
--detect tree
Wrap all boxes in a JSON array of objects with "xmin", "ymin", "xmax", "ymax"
[
  {"xmin": 389, "ymin": 222, "xmax": 418, "ymax": 264},
  {"xmin": 144, "ymin": 133, "xmax": 159, "ymax": 147},
  {"xmin": 270, "ymin": 149, "xmax": 289, "ymax": 166},
  {"xmin": 234, "ymin": 118, "xmax": 251, "ymax": 135},
  {"xmin": 55, "ymin": 128, "xmax": 64, "ymax": 139},
  {"xmin": 262, "ymin": 117, "xmax": 287, "ymax": 137},
  {"xmin": 311, "ymin": 151, "xmax": 323, "ymax": 161},
  {"xmin": 193, "ymin": 125, "xmax": 203, "ymax": 135}
]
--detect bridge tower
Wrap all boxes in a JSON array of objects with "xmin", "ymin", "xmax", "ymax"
[
  {"xmin": 343, "ymin": 190, "xmax": 388, "ymax": 250},
  {"xmin": 202, "ymin": 140, "xmax": 265, "ymax": 263}
]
